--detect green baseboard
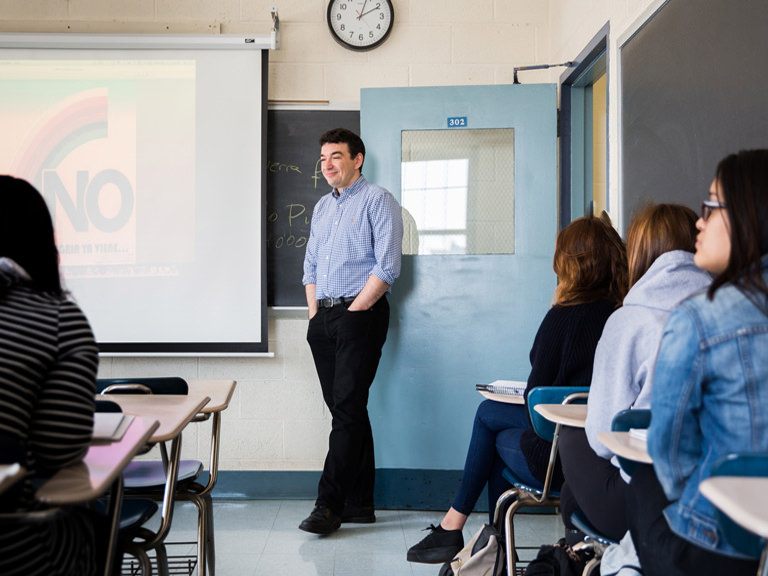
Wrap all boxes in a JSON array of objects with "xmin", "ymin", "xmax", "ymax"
[{"xmin": 210, "ymin": 469, "xmax": 491, "ymax": 512}]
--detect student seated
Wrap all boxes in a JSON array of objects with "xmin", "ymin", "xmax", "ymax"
[
  {"xmin": 406, "ymin": 215, "xmax": 628, "ymax": 564},
  {"xmin": 558, "ymin": 203, "xmax": 711, "ymax": 542},
  {"xmin": 0, "ymin": 176, "xmax": 102, "ymax": 576},
  {"xmin": 629, "ymin": 150, "xmax": 768, "ymax": 576}
]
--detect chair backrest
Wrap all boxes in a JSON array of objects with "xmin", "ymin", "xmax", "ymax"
[
  {"xmin": 610, "ymin": 409, "xmax": 651, "ymax": 432},
  {"xmin": 709, "ymin": 452, "xmax": 768, "ymax": 558},
  {"xmin": 527, "ymin": 386, "xmax": 590, "ymax": 442},
  {"xmin": 94, "ymin": 399, "xmax": 123, "ymax": 413},
  {"xmin": 610, "ymin": 409, "xmax": 651, "ymax": 477},
  {"xmin": 96, "ymin": 377, "xmax": 188, "ymax": 395}
]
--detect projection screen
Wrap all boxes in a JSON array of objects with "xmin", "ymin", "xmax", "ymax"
[{"xmin": 0, "ymin": 33, "xmax": 268, "ymax": 355}]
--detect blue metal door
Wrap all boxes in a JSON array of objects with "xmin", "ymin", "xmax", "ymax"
[{"xmin": 361, "ymin": 84, "xmax": 558, "ymax": 471}]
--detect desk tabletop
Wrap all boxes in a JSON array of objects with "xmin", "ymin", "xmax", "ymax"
[
  {"xmin": 479, "ymin": 390, "xmax": 524, "ymax": 405},
  {"xmin": 95, "ymin": 395, "xmax": 210, "ymax": 442},
  {"xmin": 597, "ymin": 431, "xmax": 653, "ymax": 464},
  {"xmin": 36, "ymin": 416, "xmax": 158, "ymax": 505},
  {"xmin": 187, "ymin": 379, "xmax": 236, "ymax": 413},
  {"xmin": 534, "ymin": 403, "xmax": 587, "ymax": 428},
  {"xmin": 701, "ymin": 476, "xmax": 768, "ymax": 539}
]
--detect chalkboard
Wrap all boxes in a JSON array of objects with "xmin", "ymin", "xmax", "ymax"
[
  {"xmin": 621, "ymin": 0, "xmax": 768, "ymax": 228},
  {"xmin": 266, "ymin": 109, "xmax": 360, "ymax": 306}
]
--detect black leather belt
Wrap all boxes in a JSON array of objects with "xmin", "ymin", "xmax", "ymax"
[{"xmin": 318, "ymin": 296, "xmax": 354, "ymax": 308}]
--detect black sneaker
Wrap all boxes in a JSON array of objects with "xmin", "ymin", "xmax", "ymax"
[
  {"xmin": 341, "ymin": 503, "xmax": 376, "ymax": 524},
  {"xmin": 406, "ymin": 524, "xmax": 464, "ymax": 563},
  {"xmin": 298, "ymin": 505, "xmax": 341, "ymax": 535}
]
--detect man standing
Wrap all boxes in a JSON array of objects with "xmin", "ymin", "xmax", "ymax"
[{"xmin": 299, "ymin": 127, "xmax": 403, "ymax": 534}]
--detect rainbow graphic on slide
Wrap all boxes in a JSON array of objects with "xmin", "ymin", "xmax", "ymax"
[{"xmin": 12, "ymin": 88, "xmax": 108, "ymax": 188}]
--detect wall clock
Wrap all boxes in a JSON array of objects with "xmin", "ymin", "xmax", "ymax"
[{"xmin": 326, "ymin": 0, "xmax": 395, "ymax": 51}]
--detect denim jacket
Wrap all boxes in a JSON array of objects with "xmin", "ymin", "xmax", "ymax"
[{"xmin": 649, "ymin": 257, "xmax": 768, "ymax": 558}]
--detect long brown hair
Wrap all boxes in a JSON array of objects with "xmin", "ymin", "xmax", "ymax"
[
  {"xmin": 626, "ymin": 203, "xmax": 698, "ymax": 288},
  {"xmin": 553, "ymin": 216, "xmax": 628, "ymax": 307}
]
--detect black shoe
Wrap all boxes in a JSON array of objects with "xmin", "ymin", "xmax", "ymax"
[
  {"xmin": 341, "ymin": 503, "xmax": 376, "ymax": 524},
  {"xmin": 298, "ymin": 505, "xmax": 341, "ymax": 535},
  {"xmin": 406, "ymin": 524, "xmax": 464, "ymax": 564}
]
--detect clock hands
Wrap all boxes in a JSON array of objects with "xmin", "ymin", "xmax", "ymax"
[
  {"xmin": 356, "ymin": 0, "xmax": 368, "ymax": 20},
  {"xmin": 358, "ymin": 2, "xmax": 381, "ymax": 20}
]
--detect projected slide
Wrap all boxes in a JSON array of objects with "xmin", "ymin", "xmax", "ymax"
[
  {"xmin": 0, "ymin": 40, "xmax": 265, "ymax": 352},
  {"xmin": 0, "ymin": 59, "xmax": 196, "ymax": 277}
]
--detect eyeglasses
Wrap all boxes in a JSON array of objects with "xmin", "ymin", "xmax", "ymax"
[{"xmin": 701, "ymin": 200, "xmax": 726, "ymax": 221}]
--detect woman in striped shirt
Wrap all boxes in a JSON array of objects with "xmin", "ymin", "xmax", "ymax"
[{"xmin": 0, "ymin": 176, "xmax": 101, "ymax": 575}]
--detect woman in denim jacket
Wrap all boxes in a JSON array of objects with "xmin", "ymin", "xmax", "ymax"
[{"xmin": 628, "ymin": 149, "xmax": 768, "ymax": 576}]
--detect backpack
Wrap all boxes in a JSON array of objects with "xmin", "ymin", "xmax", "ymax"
[
  {"xmin": 438, "ymin": 523, "xmax": 505, "ymax": 576},
  {"xmin": 525, "ymin": 538, "xmax": 591, "ymax": 576}
]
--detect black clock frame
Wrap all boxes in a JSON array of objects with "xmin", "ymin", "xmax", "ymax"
[{"xmin": 326, "ymin": 0, "xmax": 395, "ymax": 52}]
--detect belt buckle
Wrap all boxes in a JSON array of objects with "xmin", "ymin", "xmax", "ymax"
[{"xmin": 321, "ymin": 297, "xmax": 334, "ymax": 308}]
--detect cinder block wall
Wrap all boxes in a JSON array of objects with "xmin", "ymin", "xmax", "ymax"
[{"xmin": 0, "ymin": 1, "xmax": 655, "ymax": 487}]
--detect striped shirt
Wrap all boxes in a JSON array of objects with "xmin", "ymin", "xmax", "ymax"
[
  {"xmin": 302, "ymin": 175, "xmax": 403, "ymax": 299},
  {"xmin": 0, "ymin": 265, "xmax": 100, "ymax": 576}
]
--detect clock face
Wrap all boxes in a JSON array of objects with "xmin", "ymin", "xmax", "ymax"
[{"xmin": 327, "ymin": 0, "xmax": 394, "ymax": 51}]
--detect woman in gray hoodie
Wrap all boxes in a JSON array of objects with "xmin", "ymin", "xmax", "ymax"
[{"xmin": 558, "ymin": 203, "xmax": 712, "ymax": 542}]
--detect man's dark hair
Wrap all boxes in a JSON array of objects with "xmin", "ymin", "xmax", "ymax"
[{"xmin": 319, "ymin": 128, "xmax": 365, "ymax": 169}]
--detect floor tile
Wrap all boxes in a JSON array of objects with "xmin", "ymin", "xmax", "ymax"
[{"xmin": 135, "ymin": 499, "xmax": 564, "ymax": 575}]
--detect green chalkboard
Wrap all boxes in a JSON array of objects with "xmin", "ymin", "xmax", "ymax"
[{"xmin": 266, "ymin": 109, "xmax": 360, "ymax": 306}]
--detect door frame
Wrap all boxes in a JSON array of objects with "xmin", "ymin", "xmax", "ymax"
[{"xmin": 559, "ymin": 22, "xmax": 610, "ymax": 229}]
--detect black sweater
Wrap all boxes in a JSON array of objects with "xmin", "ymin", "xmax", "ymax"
[{"xmin": 519, "ymin": 299, "xmax": 617, "ymax": 487}]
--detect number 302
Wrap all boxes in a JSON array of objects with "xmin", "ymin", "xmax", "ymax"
[{"xmin": 447, "ymin": 116, "xmax": 467, "ymax": 128}]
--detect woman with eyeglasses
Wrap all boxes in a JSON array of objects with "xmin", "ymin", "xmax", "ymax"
[{"xmin": 627, "ymin": 149, "xmax": 768, "ymax": 576}]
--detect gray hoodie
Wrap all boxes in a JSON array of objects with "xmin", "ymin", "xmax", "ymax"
[{"xmin": 585, "ymin": 250, "xmax": 712, "ymax": 462}]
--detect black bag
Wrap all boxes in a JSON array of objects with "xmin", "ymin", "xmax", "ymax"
[
  {"xmin": 525, "ymin": 538, "xmax": 590, "ymax": 576},
  {"xmin": 438, "ymin": 523, "xmax": 505, "ymax": 576}
]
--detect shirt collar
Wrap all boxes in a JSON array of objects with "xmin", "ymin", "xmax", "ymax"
[{"xmin": 333, "ymin": 175, "xmax": 365, "ymax": 199}]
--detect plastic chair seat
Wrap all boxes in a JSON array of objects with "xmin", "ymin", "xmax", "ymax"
[
  {"xmin": 501, "ymin": 467, "xmax": 561, "ymax": 499},
  {"xmin": 124, "ymin": 459, "xmax": 203, "ymax": 490},
  {"xmin": 93, "ymin": 498, "xmax": 158, "ymax": 532},
  {"xmin": 570, "ymin": 509, "xmax": 617, "ymax": 547}
]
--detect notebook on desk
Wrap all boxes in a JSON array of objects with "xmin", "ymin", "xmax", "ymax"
[
  {"xmin": 476, "ymin": 380, "xmax": 527, "ymax": 404},
  {"xmin": 92, "ymin": 413, "xmax": 134, "ymax": 441}
]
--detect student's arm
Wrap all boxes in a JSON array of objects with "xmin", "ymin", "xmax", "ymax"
[
  {"xmin": 29, "ymin": 302, "xmax": 98, "ymax": 472},
  {"xmin": 648, "ymin": 307, "xmax": 703, "ymax": 501},
  {"xmin": 585, "ymin": 310, "xmax": 647, "ymax": 459}
]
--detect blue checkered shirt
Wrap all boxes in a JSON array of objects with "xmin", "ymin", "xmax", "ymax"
[{"xmin": 302, "ymin": 175, "xmax": 403, "ymax": 299}]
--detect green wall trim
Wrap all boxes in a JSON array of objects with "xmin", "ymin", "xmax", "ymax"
[{"xmin": 211, "ymin": 469, "xmax": 490, "ymax": 511}]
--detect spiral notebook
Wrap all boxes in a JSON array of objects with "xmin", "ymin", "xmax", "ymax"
[{"xmin": 475, "ymin": 380, "xmax": 527, "ymax": 404}]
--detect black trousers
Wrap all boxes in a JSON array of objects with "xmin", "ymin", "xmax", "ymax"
[
  {"xmin": 628, "ymin": 463, "xmax": 758, "ymax": 576},
  {"xmin": 558, "ymin": 426, "xmax": 630, "ymax": 542},
  {"xmin": 306, "ymin": 296, "xmax": 389, "ymax": 515}
]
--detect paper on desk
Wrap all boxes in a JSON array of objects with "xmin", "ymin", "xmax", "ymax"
[{"xmin": 93, "ymin": 413, "xmax": 134, "ymax": 441}]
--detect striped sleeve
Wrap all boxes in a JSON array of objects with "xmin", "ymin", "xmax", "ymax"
[{"xmin": 28, "ymin": 299, "xmax": 98, "ymax": 471}]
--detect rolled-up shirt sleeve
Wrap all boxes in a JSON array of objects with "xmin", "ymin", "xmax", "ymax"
[{"xmin": 370, "ymin": 191, "xmax": 403, "ymax": 286}]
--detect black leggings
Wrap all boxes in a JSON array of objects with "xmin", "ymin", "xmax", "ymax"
[
  {"xmin": 627, "ymin": 464, "xmax": 758, "ymax": 576},
  {"xmin": 558, "ymin": 426, "xmax": 630, "ymax": 542}
]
